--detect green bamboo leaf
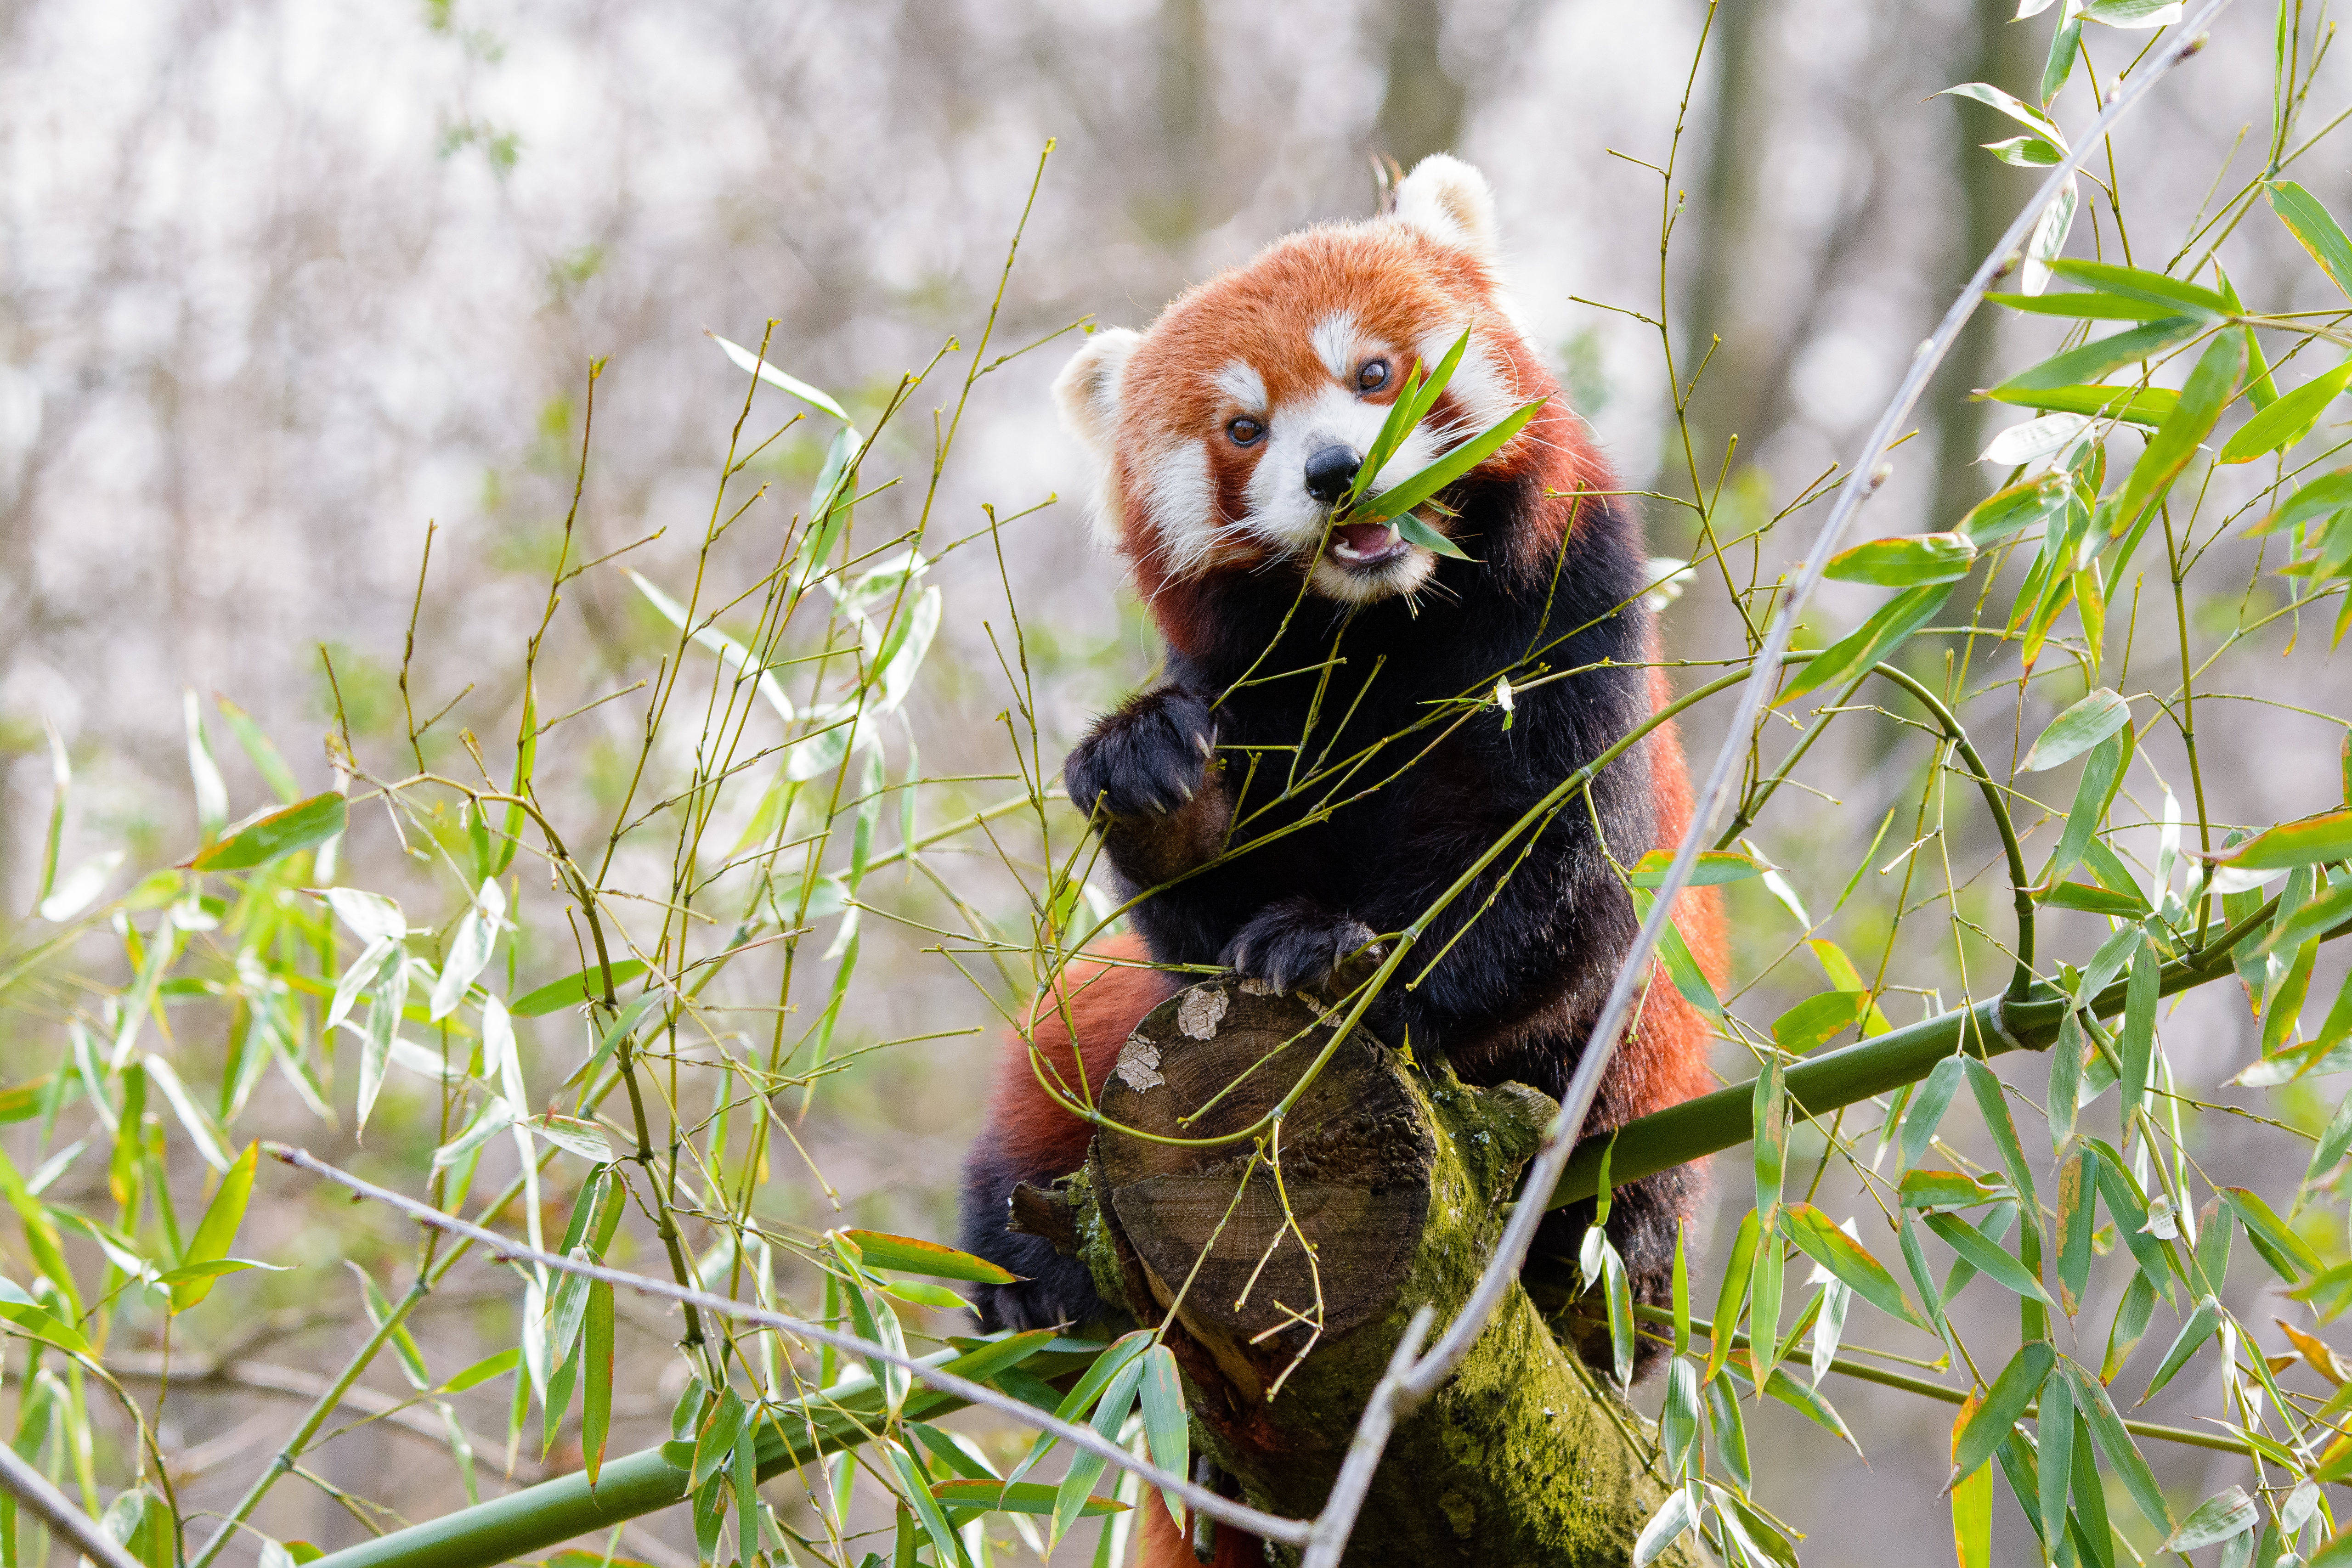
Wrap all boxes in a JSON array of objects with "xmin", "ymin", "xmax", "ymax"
[
  {"xmin": 1138, "ymin": 1344, "xmax": 1187, "ymax": 1529},
  {"xmin": 511, "ymin": 959, "xmax": 651, "ymax": 1017},
  {"xmin": 2111, "ymin": 329, "xmax": 2247, "ymax": 540},
  {"xmin": 1778, "ymin": 584, "xmax": 1955, "ymax": 706},
  {"xmin": 2055, "ymin": 1140, "xmax": 2096, "ymax": 1315},
  {"xmin": 1922, "ymin": 1212, "xmax": 2056, "ymax": 1306},
  {"xmin": 1982, "ymin": 382, "xmax": 2177, "ymax": 426},
  {"xmin": 2019, "ymin": 688, "xmax": 2132, "ymax": 773},
  {"xmin": 442, "ymin": 1347, "xmax": 520, "ymax": 1396},
  {"xmin": 1391, "ymin": 510, "xmax": 1475, "ymax": 560},
  {"xmin": 1708, "ymin": 1209, "xmax": 1761, "ymax": 1383},
  {"xmin": 829, "ymin": 1238, "xmax": 912, "ymax": 1417},
  {"xmin": 1781, "ymin": 1203, "xmax": 1928, "ymax": 1329},
  {"xmin": 2222, "ymin": 1185, "xmax": 2324, "ymax": 1280},
  {"xmin": 1351, "ymin": 398, "xmax": 1545, "ymax": 525},
  {"xmin": 1660, "ymin": 1359, "xmax": 1701, "ymax": 1478},
  {"xmin": 2064, "ymin": 1362, "xmax": 2172, "ymax": 1535},
  {"xmin": 838, "ymin": 1230, "xmax": 1017, "ymax": 1285},
  {"xmin": 2037, "ymin": 1372, "xmax": 2074, "ymax": 1551},
  {"xmin": 1703, "ymin": 1374, "xmax": 1751, "ymax": 1491},
  {"xmin": 1946, "ymin": 1342, "xmax": 2054, "ymax": 1489},
  {"xmin": 186, "ymin": 793, "xmax": 346, "ymax": 872},
  {"xmin": 1634, "ymin": 1487, "xmax": 1698, "ymax": 1568},
  {"xmin": 582, "ymin": 1277, "xmax": 613, "ymax": 1486},
  {"xmin": 215, "ymin": 695, "xmax": 300, "ymax": 803},
  {"xmin": 1958, "ymin": 476, "xmax": 2071, "ymax": 545},
  {"xmin": 1626, "ymin": 850, "xmax": 1763, "ymax": 888},
  {"xmin": 2257, "ymin": 876, "xmax": 2352, "ymax": 959},
  {"xmin": 690, "ymin": 1388, "xmax": 746, "ymax": 1491},
  {"xmin": 1724, "ymin": 1348, "xmax": 1863, "ymax": 1455},
  {"xmin": 2037, "ymin": 880, "xmax": 2149, "ymax": 919},
  {"xmin": 1993, "ymin": 317, "xmax": 2205, "ymax": 395},
  {"xmin": 2269, "ymin": 180, "xmax": 2352, "ymax": 299},
  {"xmin": 172, "ymin": 1141, "xmax": 258, "ymax": 1311},
  {"xmin": 2163, "ymin": 1488, "xmax": 2259, "ymax": 1553},
  {"xmin": 1900, "ymin": 1169, "xmax": 2006, "ymax": 1211},
  {"xmin": 1825, "ymin": 533, "xmax": 1978, "ymax": 587},
  {"xmin": 881, "ymin": 1440, "xmax": 968, "ymax": 1568},
  {"xmin": 1051, "ymin": 1353, "xmax": 1143, "ymax": 1549},
  {"xmin": 2050, "ymin": 725, "xmax": 2135, "ymax": 886},
  {"xmin": 1006, "ymin": 1331, "xmax": 1153, "ymax": 1488},
  {"xmin": 1938, "ymin": 81, "xmax": 2068, "ymax": 145},
  {"xmin": 2220, "ymin": 356, "xmax": 2352, "ymax": 463},
  {"xmin": 2047, "ymin": 259, "xmax": 2230, "ymax": 318},
  {"xmin": 1753, "ymin": 1052, "xmax": 1786, "ymax": 1221},
  {"xmin": 1963, "ymin": 1060, "xmax": 2038, "ymax": 1212},
  {"xmin": 1898, "ymin": 1055, "xmax": 1968, "ymax": 1174},
  {"xmin": 2139, "ymin": 1295, "xmax": 2221, "ymax": 1405},
  {"xmin": 1770, "ymin": 992, "xmax": 1871, "ymax": 1056},
  {"xmin": 708, "ymin": 331, "xmax": 853, "ymax": 422},
  {"xmin": 2210, "ymin": 808, "xmax": 2352, "ymax": 871},
  {"xmin": 930, "ymin": 1479, "xmax": 1129, "ymax": 1517},
  {"xmin": 1985, "ymin": 291, "xmax": 2184, "ymax": 320},
  {"xmin": 2119, "ymin": 936, "xmax": 2160, "ymax": 1128}
]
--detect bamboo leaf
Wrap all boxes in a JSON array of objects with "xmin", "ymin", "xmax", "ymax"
[
  {"xmin": 1992, "ymin": 317, "xmax": 2205, "ymax": 395},
  {"xmin": 1351, "ymin": 398, "xmax": 1545, "ymax": 526},
  {"xmin": 1946, "ymin": 1341, "xmax": 2054, "ymax": 1489},
  {"xmin": 1922, "ymin": 1212, "xmax": 2056, "ymax": 1305},
  {"xmin": 2220, "ymin": 356, "xmax": 2352, "ymax": 462},
  {"xmin": 2163, "ymin": 1488, "xmax": 2259, "ymax": 1553},
  {"xmin": 2065, "ymin": 1361, "xmax": 2172, "ymax": 1535},
  {"xmin": 171, "ymin": 1141, "xmax": 258, "ymax": 1311},
  {"xmin": 1825, "ymin": 533, "xmax": 1978, "ymax": 587},
  {"xmin": 2019, "ymin": 688, "xmax": 2131, "ymax": 772},
  {"xmin": 1782, "ymin": 1203, "xmax": 1928, "ymax": 1329},
  {"xmin": 2208, "ymin": 809, "xmax": 2352, "ymax": 871},
  {"xmin": 838, "ymin": 1230, "xmax": 1017, "ymax": 1285},
  {"xmin": 1138, "ymin": 1344, "xmax": 1187, "ymax": 1529},
  {"xmin": 2047, "ymin": 258, "xmax": 2229, "ymax": 318},
  {"xmin": 511, "ymin": 960, "xmax": 651, "ymax": 1018},
  {"xmin": 582, "ymin": 1277, "xmax": 613, "ymax": 1486},
  {"xmin": 186, "ymin": 793, "xmax": 347, "ymax": 872},
  {"xmin": 1779, "ymin": 584, "xmax": 1955, "ymax": 705},
  {"xmin": 2140, "ymin": 1296, "xmax": 2222, "ymax": 1404},
  {"xmin": 2111, "ymin": 329, "xmax": 2246, "ymax": 540},
  {"xmin": 2269, "ymin": 180, "xmax": 2352, "ymax": 299}
]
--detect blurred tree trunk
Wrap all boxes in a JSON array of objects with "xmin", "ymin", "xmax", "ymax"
[
  {"xmin": 1374, "ymin": 0, "xmax": 1467, "ymax": 167},
  {"xmin": 1926, "ymin": 0, "xmax": 2039, "ymax": 531},
  {"xmin": 1679, "ymin": 0, "xmax": 1775, "ymax": 476}
]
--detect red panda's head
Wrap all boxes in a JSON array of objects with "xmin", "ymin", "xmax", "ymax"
[{"xmin": 1055, "ymin": 155, "xmax": 1585, "ymax": 619}]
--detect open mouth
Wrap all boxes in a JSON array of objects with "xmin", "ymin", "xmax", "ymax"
[{"xmin": 1325, "ymin": 519, "xmax": 1409, "ymax": 568}]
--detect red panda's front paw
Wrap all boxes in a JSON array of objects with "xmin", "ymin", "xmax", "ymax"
[
  {"xmin": 1064, "ymin": 688, "xmax": 1217, "ymax": 822},
  {"xmin": 1220, "ymin": 897, "xmax": 1384, "ymax": 997}
]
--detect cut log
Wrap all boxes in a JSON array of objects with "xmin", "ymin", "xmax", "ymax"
[{"xmin": 1073, "ymin": 979, "xmax": 1703, "ymax": 1567}]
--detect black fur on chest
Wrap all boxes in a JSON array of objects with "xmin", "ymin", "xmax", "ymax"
[{"xmin": 1085, "ymin": 478, "xmax": 1664, "ymax": 1077}]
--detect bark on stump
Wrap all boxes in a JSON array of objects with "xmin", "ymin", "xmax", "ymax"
[{"xmin": 1030, "ymin": 978, "xmax": 1701, "ymax": 1567}]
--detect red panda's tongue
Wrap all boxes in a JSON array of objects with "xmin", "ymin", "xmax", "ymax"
[{"xmin": 1330, "ymin": 521, "xmax": 1403, "ymax": 561}]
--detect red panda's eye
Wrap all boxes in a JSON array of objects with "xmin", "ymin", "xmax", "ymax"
[
  {"xmin": 1226, "ymin": 417, "xmax": 1265, "ymax": 446},
  {"xmin": 1356, "ymin": 359, "xmax": 1391, "ymax": 393}
]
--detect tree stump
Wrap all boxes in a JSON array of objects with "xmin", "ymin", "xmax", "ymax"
[{"xmin": 1059, "ymin": 978, "xmax": 1702, "ymax": 1567}]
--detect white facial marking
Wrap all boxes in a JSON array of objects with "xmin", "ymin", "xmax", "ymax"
[
  {"xmin": 1416, "ymin": 323, "xmax": 1516, "ymax": 435},
  {"xmin": 1143, "ymin": 440, "xmax": 1218, "ymax": 572},
  {"xmin": 1211, "ymin": 360, "xmax": 1266, "ymax": 412},
  {"xmin": 1310, "ymin": 311, "xmax": 1361, "ymax": 381}
]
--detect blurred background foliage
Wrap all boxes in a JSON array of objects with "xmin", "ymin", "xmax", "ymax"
[{"xmin": 4, "ymin": 1, "xmax": 2352, "ymax": 1563}]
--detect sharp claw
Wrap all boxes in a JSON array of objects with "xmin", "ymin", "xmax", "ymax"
[{"xmin": 1195, "ymin": 734, "xmax": 1214, "ymax": 758}]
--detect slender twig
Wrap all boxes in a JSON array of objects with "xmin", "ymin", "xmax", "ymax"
[{"xmin": 261, "ymin": 1143, "xmax": 1308, "ymax": 1549}]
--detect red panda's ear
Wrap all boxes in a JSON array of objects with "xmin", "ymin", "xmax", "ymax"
[
  {"xmin": 1052, "ymin": 327, "xmax": 1141, "ymax": 459},
  {"xmin": 1392, "ymin": 154, "xmax": 1499, "ymax": 265}
]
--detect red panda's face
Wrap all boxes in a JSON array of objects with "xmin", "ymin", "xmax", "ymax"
[{"xmin": 1055, "ymin": 156, "xmax": 1551, "ymax": 608}]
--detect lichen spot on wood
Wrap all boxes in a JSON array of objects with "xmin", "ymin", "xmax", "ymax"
[
  {"xmin": 1176, "ymin": 986, "xmax": 1229, "ymax": 1039},
  {"xmin": 1114, "ymin": 1034, "xmax": 1165, "ymax": 1093}
]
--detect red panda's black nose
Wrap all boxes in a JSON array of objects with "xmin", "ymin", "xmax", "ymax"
[{"xmin": 1303, "ymin": 444, "xmax": 1361, "ymax": 504}]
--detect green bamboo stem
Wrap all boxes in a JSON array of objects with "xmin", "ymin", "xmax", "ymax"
[
  {"xmin": 1550, "ymin": 913, "xmax": 2349, "ymax": 1212},
  {"xmin": 304, "ymin": 1343, "xmax": 1097, "ymax": 1568}
]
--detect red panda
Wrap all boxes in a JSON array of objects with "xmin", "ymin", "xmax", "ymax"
[{"xmin": 957, "ymin": 155, "xmax": 1725, "ymax": 1549}]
